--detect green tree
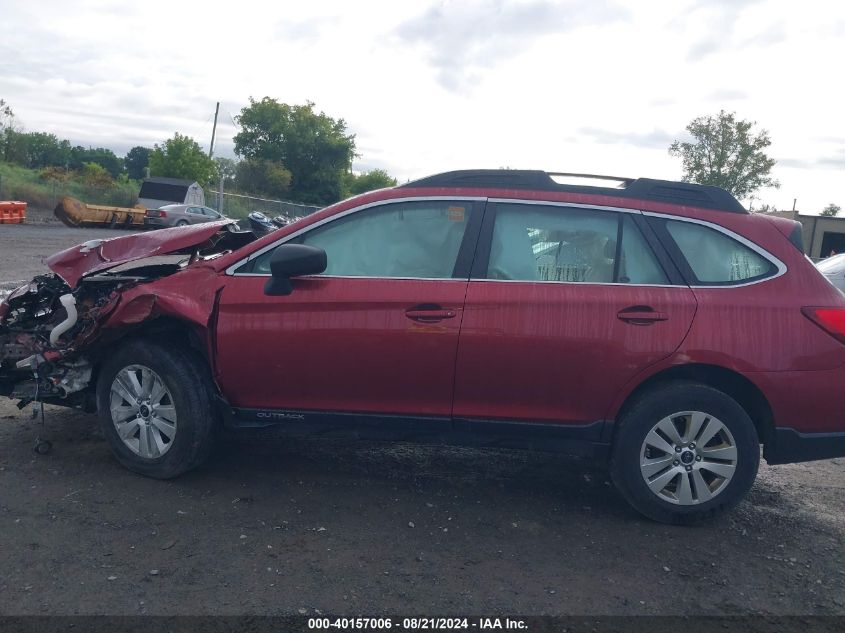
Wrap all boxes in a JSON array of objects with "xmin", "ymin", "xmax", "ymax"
[
  {"xmin": 821, "ymin": 203, "xmax": 841, "ymax": 217},
  {"xmin": 234, "ymin": 98, "xmax": 356, "ymax": 205},
  {"xmin": 149, "ymin": 133, "xmax": 216, "ymax": 184},
  {"xmin": 3, "ymin": 130, "xmax": 31, "ymax": 165},
  {"xmin": 0, "ymin": 99, "xmax": 12, "ymax": 127},
  {"xmin": 342, "ymin": 168, "xmax": 398, "ymax": 197},
  {"xmin": 214, "ymin": 157, "xmax": 238, "ymax": 188},
  {"xmin": 12, "ymin": 132, "xmax": 71, "ymax": 169},
  {"xmin": 754, "ymin": 203, "xmax": 779, "ymax": 214},
  {"xmin": 0, "ymin": 98, "xmax": 14, "ymax": 161},
  {"xmin": 124, "ymin": 146, "xmax": 151, "ymax": 180},
  {"xmin": 234, "ymin": 158, "xmax": 292, "ymax": 198},
  {"xmin": 69, "ymin": 146, "xmax": 123, "ymax": 178},
  {"xmin": 669, "ymin": 110, "xmax": 779, "ymax": 200}
]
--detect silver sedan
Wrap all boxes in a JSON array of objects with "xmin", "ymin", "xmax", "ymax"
[
  {"xmin": 816, "ymin": 253, "xmax": 845, "ymax": 292},
  {"xmin": 144, "ymin": 204, "xmax": 225, "ymax": 229}
]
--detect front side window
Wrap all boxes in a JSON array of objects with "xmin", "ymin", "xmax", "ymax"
[
  {"xmin": 663, "ymin": 219, "xmax": 775, "ymax": 284},
  {"xmin": 250, "ymin": 200, "xmax": 475, "ymax": 278},
  {"xmin": 485, "ymin": 203, "xmax": 668, "ymax": 284}
]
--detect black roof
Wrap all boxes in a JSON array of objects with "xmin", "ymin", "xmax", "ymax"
[
  {"xmin": 138, "ymin": 178, "xmax": 198, "ymax": 204},
  {"xmin": 143, "ymin": 177, "xmax": 198, "ymax": 187},
  {"xmin": 400, "ymin": 170, "xmax": 747, "ymax": 213}
]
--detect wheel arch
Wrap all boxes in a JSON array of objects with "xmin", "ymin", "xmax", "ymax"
[
  {"xmin": 87, "ymin": 316, "xmax": 216, "ymax": 404},
  {"xmin": 610, "ymin": 364, "xmax": 775, "ymax": 448},
  {"xmin": 93, "ymin": 319, "xmax": 221, "ymax": 478}
]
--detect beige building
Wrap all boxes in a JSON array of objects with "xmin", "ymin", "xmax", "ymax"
[{"xmin": 762, "ymin": 210, "xmax": 845, "ymax": 259}]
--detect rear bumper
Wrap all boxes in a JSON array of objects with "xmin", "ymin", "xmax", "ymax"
[
  {"xmin": 764, "ymin": 428, "xmax": 845, "ymax": 465},
  {"xmin": 143, "ymin": 218, "xmax": 168, "ymax": 229}
]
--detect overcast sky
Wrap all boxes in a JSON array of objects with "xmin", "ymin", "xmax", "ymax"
[{"xmin": 1, "ymin": 0, "xmax": 843, "ymax": 213}]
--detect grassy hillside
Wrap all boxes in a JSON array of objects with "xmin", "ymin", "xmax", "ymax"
[
  {"xmin": 0, "ymin": 162, "xmax": 138, "ymax": 209},
  {"xmin": 0, "ymin": 162, "xmax": 316, "ymax": 221}
]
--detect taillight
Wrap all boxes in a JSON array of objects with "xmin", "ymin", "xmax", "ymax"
[
  {"xmin": 159, "ymin": 210, "xmax": 167, "ymax": 217},
  {"xmin": 802, "ymin": 307, "xmax": 845, "ymax": 344}
]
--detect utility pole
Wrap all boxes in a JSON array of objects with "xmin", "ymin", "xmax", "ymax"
[
  {"xmin": 209, "ymin": 101, "xmax": 220, "ymax": 158},
  {"xmin": 218, "ymin": 171, "xmax": 225, "ymax": 214}
]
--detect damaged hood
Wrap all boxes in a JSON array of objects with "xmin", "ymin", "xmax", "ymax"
[{"xmin": 45, "ymin": 220, "xmax": 237, "ymax": 287}]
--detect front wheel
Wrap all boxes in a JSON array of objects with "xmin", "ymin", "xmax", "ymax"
[
  {"xmin": 96, "ymin": 340, "xmax": 218, "ymax": 478},
  {"xmin": 610, "ymin": 381, "xmax": 760, "ymax": 524}
]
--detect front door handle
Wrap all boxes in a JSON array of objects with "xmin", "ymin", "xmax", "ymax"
[
  {"xmin": 405, "ymin": 304, "xmax": 457, "ymax": 323},
  {"xmin": 617, "ymin": 306, "xmax": 668, "ymax": 325}
]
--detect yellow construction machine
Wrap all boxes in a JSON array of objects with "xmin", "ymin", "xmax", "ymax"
[{"xmin": 54, "ymin": 196, "xmax": 147, "ymax": 229}]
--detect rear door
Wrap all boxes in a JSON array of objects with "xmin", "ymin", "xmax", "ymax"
[
  {"xmin": 453, "ymin": 200, "xmax": 697, "ymax": 428},
  {"xmin": 215, "ymin": 198, "xmax": 484, "ymax": 419},
  {"xmin": 187, "ymin": 206, "xmax": 206, "ymax": 224}
]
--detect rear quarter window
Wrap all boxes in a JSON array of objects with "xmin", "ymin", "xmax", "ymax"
[{"xmin": 661, "ymin": 219, "xmax": 776, "ymax": 285}]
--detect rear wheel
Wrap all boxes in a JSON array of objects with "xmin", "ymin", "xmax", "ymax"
[
  {"xmin": 610, "ymin": 381, "xmax": 759, "ymax": 524},
  {"xmin": 175, "ymin": 219, "xmax": 189, "ymax": 227},
  {"xmin": 96, "ymin": 339, "xmax": 218, "ymax": 478}
]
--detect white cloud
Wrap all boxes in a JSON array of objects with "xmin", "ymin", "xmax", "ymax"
[{"xmin": 394, "ymin": 0, "xmax": 630, "ymax": 91}]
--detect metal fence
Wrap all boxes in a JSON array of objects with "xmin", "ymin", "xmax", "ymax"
[{"xmin": 209, "ymin": 190, "xmax": 321, "ymax": 221}]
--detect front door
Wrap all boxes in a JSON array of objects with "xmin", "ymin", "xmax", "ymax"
[{"xmin": 215, "ymin": 198, "xmax": 484, "ymax": 418}]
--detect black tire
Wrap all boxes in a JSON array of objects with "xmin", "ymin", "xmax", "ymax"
[
  {"xmin": 96, "ymin": 339, "xmax": 218, "ymax": 479},
  {"xmin": 610, "ymin": 381, "xmax": 760, "ymax": 524},
  {"xmin": 175, "ymin": 220, "xmax": 189, "ymax": 227}
]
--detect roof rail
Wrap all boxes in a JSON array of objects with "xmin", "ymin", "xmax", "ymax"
[
  {"xmin": 400, "ymin": 169, "xmax": 747, "ymax": 213},
  {"xmin": 547, "ymin": 172, "xmax": 634, "ymax": 187}
]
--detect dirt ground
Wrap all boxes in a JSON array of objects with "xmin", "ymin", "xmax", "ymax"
[{"xmin": 0, "ymin": 220, "xmax": 843, "ymax": 616}]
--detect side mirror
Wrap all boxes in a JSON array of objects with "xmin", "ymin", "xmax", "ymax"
[{"xmin": 263, "ymin": 244, "xmax": 327, "ymax": 296}]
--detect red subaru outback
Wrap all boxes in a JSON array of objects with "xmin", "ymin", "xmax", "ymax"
[{"xmin": 2, "ymin": 170, "xmax": 844, "ymax": 523}]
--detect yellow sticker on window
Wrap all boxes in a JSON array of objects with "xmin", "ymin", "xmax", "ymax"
[{"xmin": 448, "ymin": 206, "xmax": 465, "ymax": 222}]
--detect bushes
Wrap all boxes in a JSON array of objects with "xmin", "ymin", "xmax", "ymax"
[{"xmin": 0, "ymin": 162, "xmax": 137, "ymax": 209}]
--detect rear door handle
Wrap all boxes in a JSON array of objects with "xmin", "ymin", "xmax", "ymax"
[
  {"xmin": 617, "ymin": 307, "xmax": 668, "ymax": 325},
  {"xmin": 405, "ymin": 304, "xmax": 457, "ymax": 323}
]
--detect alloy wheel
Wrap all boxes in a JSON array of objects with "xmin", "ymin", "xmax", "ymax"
[
  {"xmin": 109, "ymin": 364, "xmax": 177, "ymax": 459},
  {"xmin": 639, "ymin": 411, "xmax": 738, "ymax": 505}
]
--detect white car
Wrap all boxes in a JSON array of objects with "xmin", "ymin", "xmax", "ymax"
[{"xmin": 816, "ymin": 253, "xmax": 845, "ymax": 292}]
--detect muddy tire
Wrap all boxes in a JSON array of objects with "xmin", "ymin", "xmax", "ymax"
[
  {"xmin": 96, "ymin": 339, "xmax": 218, "ymax": 479},
  {"xmin": 610, "ymin": 381, "xmax": 759, "ymax": 524}
]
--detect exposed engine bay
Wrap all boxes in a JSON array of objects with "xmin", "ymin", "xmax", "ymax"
[{"xmin": 0, "ymin": 222, "xmax": 256, "ymax": 410}]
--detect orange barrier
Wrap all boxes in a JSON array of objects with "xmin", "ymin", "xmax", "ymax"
[{"xmin": 0, "ymin": 201, "xmax": 27, "ymax": 224}]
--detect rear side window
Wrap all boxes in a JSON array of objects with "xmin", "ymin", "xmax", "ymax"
[
  {"xmin": 663, "ymin": 220, "xmax": 775, "ymax": 284},
  {"xmin": 485, "ymin": 203, "xmax": 668, "ymax": 284}
]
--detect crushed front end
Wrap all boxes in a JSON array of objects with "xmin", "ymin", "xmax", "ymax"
[
  {"xmin": 0, "ymin": 272, "xmax": 124, "ymax": 409},
  {"xmin": 0, "ymin": 221, "xmax": 256, "ymax": 411}
]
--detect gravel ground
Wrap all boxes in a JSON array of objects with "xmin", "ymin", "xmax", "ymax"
[
  {"xmin": 0, "ymin": 219, "xmax": 843, "ymax": 616},
  {"xmin": 0, "ymin": 208, "xmax": 141, "ymax": 290}
]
